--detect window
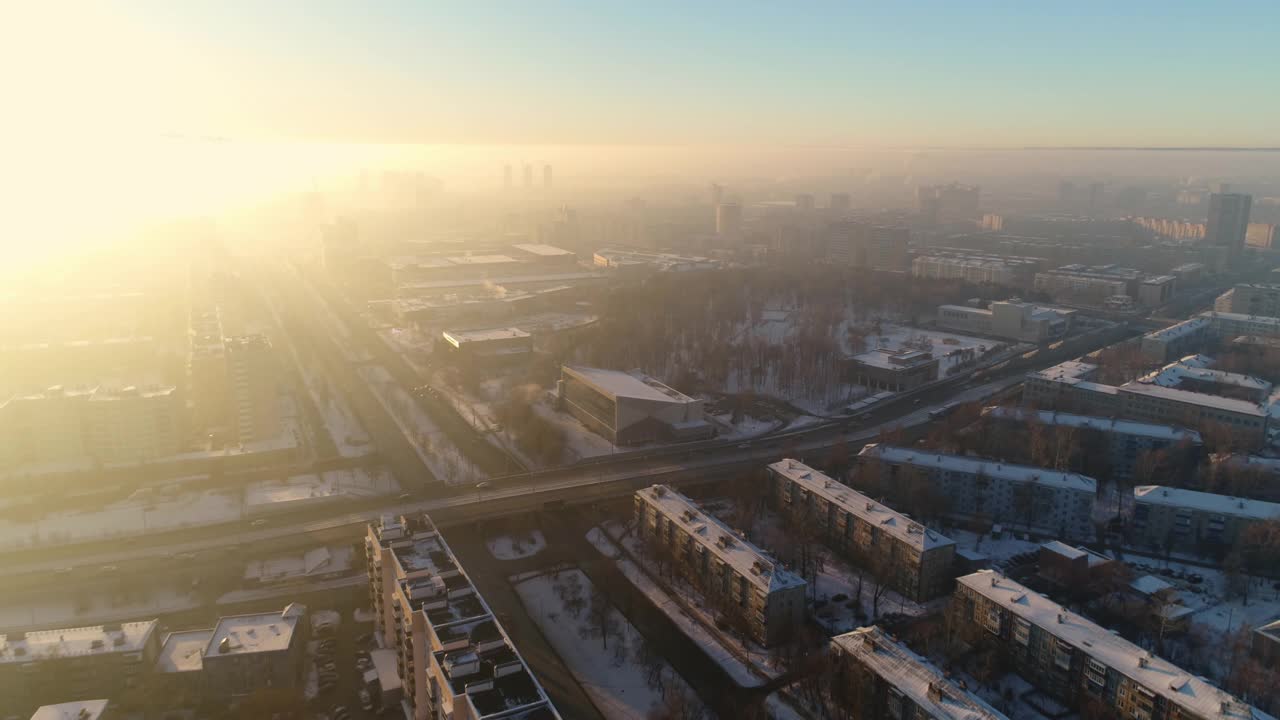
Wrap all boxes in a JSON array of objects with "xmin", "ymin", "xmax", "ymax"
[{"xmin": 1013, "ymin": 618, "xmax": 1031, "ymax": 646}]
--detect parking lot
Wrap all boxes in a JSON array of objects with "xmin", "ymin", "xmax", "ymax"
[{"xmin": 307, "ymin": 607, "xmax": 386, "ymax": 720}]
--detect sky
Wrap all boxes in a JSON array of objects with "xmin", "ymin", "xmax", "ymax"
[{"xmin": 7, "ymin": 1, "xmax": 1280, "ymax": 148}]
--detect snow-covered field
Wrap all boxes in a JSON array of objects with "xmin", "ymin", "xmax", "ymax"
[
  {"xmin": 512, "ymin": 569, "xmax": 707, "ymax": 720},
  {"xmin": 486, "ymin": 530, "xmax": 547, "ymax": 561},
  {"xmin": 245, "ymin": 467, "xmax": 397, "ymax": 508}
]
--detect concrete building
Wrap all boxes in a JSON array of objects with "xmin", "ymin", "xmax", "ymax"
[
  {"xmin": 911, "ymin": 253, "xmax": 1038, "ymax": 286},
  {"xmin": 1220, "ymin": 283, "xmax": 1280, "ymax": 318},
  {"xmin": 829, "ymin": 223, "xmax": 910, "ymax": 270},
  {"xmin": 857, "ymin": 445, "xmax": 1097, "ymax": 539},
  {"xmin": 1170, "ymin": 263, "xmax": 1205, "ymax": 285},
  {"xmin": 364, "ymin": 514, "xmax": 561, "ymax": 720},
  {"xmin": 829, "ymin": 626, "xmax": 1008, "ymax": 720},
  {"xmin": 558, "ymin": 366, "xmax": 711, "ymax": 445},
  {"xmin": 633, "ymin": 485, "xmax": 806, "ymax": 646},
  {"xmin": 951, "ymin": 570, "xmax": 1268, "ymax": 720},
  {"xmin": 1140, "ymin": 317, "xmax": 1212, "ymax": 363},
  {"xmin": 1204, "ymin": 311, "xmax": 1280, "ymax": 340},
  {"xmin": 200, "ymin": 604, "xmax": 308, "ymax": 699},
  {"xmin": 767, "ymin": 459, "xmax": 956, "ymax": 601},
  {"xmin": 1207, "ymin": 193, "xmax": 1252, "ymax": 261},
  {"xmin": 0, "ymin": 621, "xmax": 159, "ymax": 712},
  {"xmin": 509, "ymin": 243, "xmax": 577, "ymax": 268},
  {"xmin": 591, "ymin": 248, "xmax": 721, "ymax": 273},
  {"xmin": 1246, "ymin": 223, "xmax": 1279, "ymax": 250},
  {"xmin": 30, "ymin": 700, "xmax": 114, "ymax": 720},
  {"xmin": 1254, "ymin": 619, "xmax": 1280, "ymax": 668},
  {"xmin": 1132, "ymin": 485, "xmax": 1280, "ymax": 552},
  {"xmin": 1037, "ymin": 541, "xmax": 1115, "ymax": 588},
  {"xmin": 439, "ymin": 328, "xmax": 533, "ymax": 367},
  {"xmin": 715, "ymin": 202, "xmax": 743, "ymax": 238},
  {"xmin": 937, "ymin": 300, "xmax": 1073, "ymax": 343},
  {"xmin": 188, "ymin": 306, "xmax": 229, "ymax": 433},
  {"xmin": 1138, "ymin": 275, "xmax": 1178, "ymax": 307},
  {"xmin": 830, "ymin": 193, "xmax": 852, "ymax": 212},
  {"xmin": 1034, "ymin": 264, "xmax": 1144, "ymax": 303},
  {"xmin": 916, "ymin": 183, "xmax": 980, "ymax": 224},
  {"xmin": 224, "ymin": 334, "xmax": 280, "ymax": 445},
  {"xmin": 154, "ymin": 628, "xmax": 214, "ymax": 703},
  {"xmin": 1023, "ymin": 360, "xmax": 1121, "ymax": 415},
  {"xmin": 981, "ymin": 406, "xmax": 1202, "ymax": 481},
  {"xmin": 849, "ymin": 348, "xmax": 939, "ymax": 392}
]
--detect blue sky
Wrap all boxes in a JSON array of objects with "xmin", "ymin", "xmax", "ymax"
[{"xmin": 15, "ymin": 1, "xmax": 1280, "ymax": 146}]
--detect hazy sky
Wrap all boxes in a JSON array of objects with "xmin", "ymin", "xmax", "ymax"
[{"xmin": 11, "ymin": 1, "xmax": 1280, "ymax": 148}]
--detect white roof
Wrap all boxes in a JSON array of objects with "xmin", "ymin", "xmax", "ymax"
[
  {"xmin": 1029, "ymin": 360, "xmax": 1097, "ymax": 384},
  {"xmin": 769, "ymin": 459, "xmax": 954, "ymax": 551},
  {"xmin": 443, "ymin": 327, "xmax": 531, "ymax": 344},
  {"xmin": 444, "ymin": 254, "xmax": 518, "ymax": 265},
  {"xmin": 832, "ymin": 627, "xmax": 1008, "ymax": 720},
  {"xmin": 512, "ymin": 243, "xmax": 573, "ymax": 257},
  {"xmin": 859, "ymin": 445, "xmax": 1097, "ymax": 493},
  {"xmin": 205, "ymin": 607, "xmax": 302, "ymax": 656},
  {"xmin": 637, "ymin": 485, "xmax": 805, "ymax": 593},
  {"xmin": 1130, "ymin": 575, "xmax": 1175, "ymax": 596},
  {"xmin": 1133, "ymin": 485, "xmax": 1280, "ymax": 521},
  {"xmin": 0, "ymin": 620, "xmax": 157, "ymax": 664},
  {"xmin": 1040, "ymin": 540, "xmax": 1086, "ymax": 559},
  {"xmin": 981, "ymin": 407, "xmax": 1202, "ymax": 444},
  {"xmin": 959, "ymin": 571, "xmax": 1271, "ymax": 720},
  {"xmin": 1202, "ymin": 311, "xmax": 1280, "ymax": 329},
  {"xmin": 1117, "ymin": 382, "xmax": 1266, "ymax": 417},
  {"xmin": 1144, "ymin": 316, "xmax": 1210, "ymax": 342},
  {"xmin": 1140, "ymin": 360, "xmax": 1271, "ymax": 394},
  {"xmin": 31, "ymin": 701, "xmax": 111, "ymax": 720},
  {"xmin": 156, "ymin": 629, "xmax": 213, "ymax": 673},
  {"xmin": 564, "ymin": 366, "xmax": 695, "ymax": 404}
]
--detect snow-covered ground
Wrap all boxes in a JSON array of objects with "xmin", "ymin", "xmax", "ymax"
[
  {"xmin": 966, "ymin": 672, "xmax": 1064, "ymax": 720},
  {"xmin": 486, "ymin": 530, "xmax": 547, "ymax": 561},
  {"xmin": 947, "ymin": 529, "xmax": 1043, "ymax": 566},
  {"xmin": 512, "ymin": 568, "xmax": 707, "ymax": 720},
  {"xmin": 245, "ymin": 467, "xmax": 397, "ymax": 508},
  {"xmin": 850, "ymin": 324, "xmax": 1006, "ymax": 379},
  {"xmin": 302, "ymin": 361, "xmax": 374, "ymax": 458}
]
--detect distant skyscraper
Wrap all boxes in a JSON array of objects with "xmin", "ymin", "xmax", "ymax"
[
  {"xmin": 830, "ymin": 193, "xmax": 851, "ymax": 212},
  {"xmin": 1206, "ymin": 192, "xmax": 1252, "ymax": 260},
  {"xmin": 504, "ymin": 164, "xmax": 512, "ymax": 190},
  {"xmin": 523, "ymin": 164, "xmax": 533, "ymax": 189},
  {"xmin": 710, "ymin": 183, "xmax": 724, "ymax": 206},
  {"xmin": 795, "ymin": 193, "xmax": 815, "ymax": 211},
  {"xmin": 543, "ymin": 164, "xmax": 553, "ymax": 189},
  {"xmin": 715, "ymin": 202, "xmax": 742, "ymax": 238}
]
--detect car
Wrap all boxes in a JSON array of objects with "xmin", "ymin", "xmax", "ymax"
[
  {"xmin": 250, "ymin": 518, "xmax": 268, "ymax": 527},
  {"xmin": 475, "ymin": 481, "xmax": 491, "ymax": 489},
  {"xmin": 356, "ymin": 658, "xmax": 373, "ymax": 671}
]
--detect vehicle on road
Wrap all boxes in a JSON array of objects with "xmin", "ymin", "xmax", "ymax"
[
  {"xmin": 250, "ymin": 519, "xmax": 268, "ymax": 527},
  {"xmin": 475, "ymin": 481, "xmax": 491, "ymax": 489}
]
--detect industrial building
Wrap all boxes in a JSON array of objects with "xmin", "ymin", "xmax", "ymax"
[
  {"xmin": 633, "ymin": 485, "xmax": 806, "ymax": 646},
  {"xmin": 829, "ymin": 626, "xmax": 1008, "ymax": 720},
  {"xmin": 857, "ymin": 445, "xmax": 1097, "ymax": 539},
  {"xmin": 1131, "ymin": 485, "xmax": 1280, "ymax": 552},
  {"xmin": 0, "ymin": 621, "xmax": 159, "ymax": 712},
  {"xmin": 951, "ymin": 570, "xmax": 1268, "ymax": 720},
  {"xmin": 558, "ymin": 366, "xmax": 712, "ymax": 445},
  {"xmin": 848, "ymin": 348, "xmax": 939, "ymax": 392},
  {"xmin": 439, "ymin": 328, "xmax": 533, "ymax": 366},
  {"xmin": 591, "ymin": 248, "xmax": 721, "ymax": 272},
  {"xmin": 767, "ymin": 459, "xmax": 956, "ymax": 601},
  {"xmin": 936, "ymin": 300, "xmax": 1073, "ymax": 343},
  {"xmin": 365, "ymin": 514, "xmax": 561, "ymax": 720}
]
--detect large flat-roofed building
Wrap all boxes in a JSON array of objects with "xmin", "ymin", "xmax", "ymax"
[
  {"xmin": 30, "ymin": 700, "xmax": 114, "ymax": 720},
  {"xmin": 980, "ymin": 407, "xmax": 1202, "ymax": 480},
  {"xmin": 633, "ymin": 485, "xmax": 806, "ymax": 646},
  {"xmin": 365, "ymin": 514, "xmax": 561, "ymax": 720},
  {"xmin": 440, "ymin": 328, "xmax": 533, "ymax": 366},
  {"xmin": 829, "ymin": 626, "xmax": 1008, "ymax": 720},
  {"xmin": 951, "ymin": 571, "xmax": 1270, "ymax": 720},
  {"xmin": 509, "ymin": 243, "xmax": 577, "ymax": 267},
  {"xmin": 591, "ymin": 248, "xmax": 721, "ymax": 272},
  {"xmin": 767, "ymin": 460, "xmax": 955, "ymax": 601},
  {"xmin": 857, "ymin": 445, "xmax": 1097, "ymax": 539},
  {"xmin": 558, "ymin": 366, "xmax": 711, "ymax": 445},
  {"xmin": 912, "ymin": 252, "xmax": 1040, "ymax": 286},
  {"xmin": 0, "ymin": 621, "xmax": 159, "ymax": 712},
  {"xmin": 1138, "ymin": 275, "xmax": 1178, "ymax": 307},
  {"xmin": 1140, "ymin": 317, "xmax": 1212, "ymax": 363},
  {"xmin": 849, "ymin": 348, "xmax": 939, "ymax": 392},
  {"xmin": 937, "ymin": 300, "xmax": 1073, "ymax": 343},
  {"xmin": 154, "ymin": 628, "xmax": 213, "ymax": 702},
  {"xmin": 1132, "ymin": 485, "xmax": 1280, "ymax": 552},
  {"xmin": 1203, "ymin": 311, "xmax": 1280, "ymax": 340},
  {"xmin": 200, "ymin": 604, "xmax": 308, "ymax": 699}
]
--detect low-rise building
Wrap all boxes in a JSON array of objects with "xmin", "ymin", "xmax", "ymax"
[
  {"xmin": 633, "ymin": 485, "xmax": 806, "ymax": 646},
  {"xmin": 1140, "ymin": 317, "xmax": 1212, "ymax": 363},
  {"xmin": 558, "ymin": 366, "xmax": 711, "ymax": 445},
  {"xmin": 1131, "ymin": 485, "xmax": 1280, "ymax": 552},
  {"xmin": 857, "ymin": 445, "xmax": 1097, "ymax": 539},
  {"xmin": 200, "ymin": 604, "xmax": 308, "ymax": 699},
  {"xmin": 440, "ymin": 328, "xmax": 533, "ymax": 367},
  {"xmin": 0, "ymin": 621, "xmax": 159, "ymax": 712},
  {"xmin": 1253, "ymin": 619, "xmax": 1280, "ymax": 668},
  {"xmin": 30, "ymin": 700, "xmax": 114, "ymax": 720},
  {"xmin": 937, "ymin": 300, "xmax": 1073, "ymax": 343},
  {"xmin": 829, "ymin": 626, "xmax": 1008, "ymax": 720},
  {"xmin": 592, "ymin": 248, "xmax": 721, "ymax": 272},
  {"xmin": 849, "ymin": 347, "xmax": 939, "ymax": 392},
  {"xmin": 767, "ymin": 459, "xmax": 955, "ymax": 601},
  {"xmin": 951, "ymin": 570, "xmax": 1269, "ymax": 720},
  {"xmin": 1037, "ymin": 541, "xmax": 1114, "ymax": 588}
]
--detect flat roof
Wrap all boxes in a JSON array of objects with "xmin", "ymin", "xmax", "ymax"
[
  {"xmin": 1141, "ymin": 360, "xmax": 1271, "ymax": 394},
  {"xmin": 512, "ymin": 243, "xmax": 573, "ymax": 257},
  {"xmin": 1202, "ymin": 311, "xmax": 1280, "ymax": 329},
  {"xmin": 637, "ymin": 485, "xmax": 805, "ymax": 593},
  {"xmin": 445, "ymin": 254, "xmax": 519, "ymax": 265},
  {"xmin": 1041, "ymin": 540, "xmax": 1086, "ymax": 559},
  {"xmin": 156, "ymin": 629, "xmax": 213, "ymax": 673},
  {"xmin": 769, "ymin": 459, "xmax": 954, "ymax": 551},
  {"xmin": 852, "ymin": 347, "xmax": 937, "ymax": 370},
  {"xmin": 859, "ymin": 444, "xmax": 1097, "ymax": 493},
  {"xmin": 31, "ymin": 700, "xmax": 111, "ymax": 720},
  {"xmin": 958, "ymin": 571, "xmax": 1271, "ymax": 720},
  {"xmin": 1029, "ymin": 360, "xmax": 1097, "ymax": 384},
  {"xmin": 0, "ymin": 621, "xmax": 157, "ymax": 664},
  {"xmin": 1134, "ymin": 485, "xmax": 1280, "ymax": 521},
  {"xmin": 443, "ymin": 327, "xmax": 531, "ymax": 344},
  {"xmin": 204, "ymin": 605, "xmax": 304, "ymax": 657},
  {"xmin": 832, "ymin": 627, "xmax": 1008, "ymax": 720},
  {"xmin": 1118, "ymin": 382, "xmax": 1266, "ymax": 417},
  {"xmin": 1144, "ymin": 316, "xmax": 1210, "ymax": 342},
  {"xmin": 981, "ymin": 407, "xmax": 1202, "ymax": 444},
  {"xmin": 563, "ymin": 366, "xmax": 696, "ymax": 404}
]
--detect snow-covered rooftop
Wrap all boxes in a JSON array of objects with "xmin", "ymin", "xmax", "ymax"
[
  {"xmin": 1118, "ymin": 381, "xmax": 1267, "ymax": 417},
  {"xmin": 0, "ymin": 620, "xmax": 157, "ymax": 664},
  {"xmin": 832, "ymin": 626, "xmax": 1008, "ymax": 720},
  {"xmin": 1040, "ymin": 540, "xmax": 1085, "ymax": 559},
  {"xmin": 859, "ymin": 445, "xmax": 1097, "ymax": 493},
  {"xmin": 31, "ymin": 700, "xmax": 112, "ymax": 720},
  {"xmin": 959, "ymin": 571, "xmax": 1272, "ymax": 720},
  {"xmin": 1144, "ymin": 317, "xmax": 1210, "ymax": 342},
  {"xmin": 1029, "ymin": 360, "xmax": 1097, "ymax": 385},
  {"xmin": 563, "ymin": 366, "xmax": 696, "ymax": 404},
  {"xmin": 1133, "ymin": 485, "xmax": 1280, "ymax": 521},
  {"xmin": 204, "ymin": 605, "xmax": 305, "ymax": 657},
  {"xmin": 512, "ymin": 243, "xmax": 573, "ymax": 257},
  {"xmin": 442, "ymin": 327, "xmax": 531, "ymax": 345},
  {"xmin": 156, "ymin": 628, "xmax": 213, "ymax": 673},
  {"xmin": 1139, "ymin": 360, "xmax": 1271, "ymax": 395},
  {"xmin": 1130, "ymin": 575, "xmax": 1175, "ymax": 596},
  {"xmin": 637, "ymin": 485, "xmax": 805, "ymax": 593},
  {"xmin": 981, "ymin": 406, "xmax": 1202, "ymax": 444},
  {"xmin": 768, "ymin": 459, "xmax": 954, "ymax": 552},
  {"xmin": 1202, "ymin": 311, "xmax": 1280, "ymax": 330},
  {"xmin": 445, "ymin": 254, "xmax": 519, "ymax": 265}
]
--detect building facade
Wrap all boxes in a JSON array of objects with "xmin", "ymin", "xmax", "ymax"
[
  {"xmin": 558, "ymin": 366, "xmax": 711, "ymax": 445},
  {"xmin": 224, "ymin": 334, "xmax": 281, "ymax": 445},
  {"xmin": 828, "ymin": 223, "xmax": 911, "ymax": 271},
  {"xmin": 1131, "ymin": 485, "xmax": 1280, "ymax": 553},
  {"xmin": 937, "ymin": 301, "xmax": 1073, "ymax": 343},
  {"xmin": 1206, "ymin": 193, "xmax": 1252, "ymax": 261},
  {"xmin": 849, "ymin": 349, "xmax": 939, "ymax": 392},
  {"xmin": 1220, "ymin": 283, "xmax": 1280, "ymax": 318},
  {"xmin": 633, "ymin": 485, "xmax": 806, "ymax": 646},
  {"xmin": 767, "ymin": 460, "xmax": 955, "ymax": 601},
  {"xmin": 0, "ymin": 622, "xmax": 159, "ymax": 712}
]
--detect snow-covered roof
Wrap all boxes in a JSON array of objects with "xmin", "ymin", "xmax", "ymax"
[
  {"xmin": 637, "ymin": 485, "xmax": 805, "ymax": 593},
  {"xmin": 1133, "ymin": 486, "xmax": 1280, "ymax": 521},
  {"xmin": 563, "ymin": 366, "xmax": 696, "ymax": 404},
  {"xmin": 982, "ymin": 407, "xmax": 1202, "ymax": 444},
  {"xmin": 959, "ymin": 571, "xmax": 1272, "ymax": 720},
  {"xmin": 442, "ymin": 327, "xmax": 531, "ymax": 345},
  {"xmin": 1202, "ymin": 311, "xmax": 1280, "ymax": 330},
  {"xmin": 1118, "ymin": 382, "xmax": 1268, "ymax": 417},
  {"xmin": 31, "ymin": 700, "xmax": 111, "ymax": 720},
  {"xmin": 0, "ymin": 620, "xmax": 157, "ymax": 664},
  {"xmin": 204, "ymin": 606, "xmax": 304, "ymax": 657},
  {"xmin": 156, "ymin": 629, "xmax": 213, "ymax": 673},
  {"xmin": 445, "ymin": 254, "xmax": 519, "ymax": 265},
  {"xmin": 858, "ymin": 445, "xmax": 1097, "ymax": 493},
  {"xmin": 1143, "ymin": 317, "xmax": 1210, "ymax": 343},
  {"xmin": 1139, "ymin": 360, "xmax": 1272, "ymax": 395},
  {"xmin": 768, "ymin": 459, "xmax": 954, "ymax": 552},
  {"xmin": 511, "ymin": 243, "xmax": 573, "ymax": 257},
  {"xmin": 1129, "ymin": 575, "xmax": 1175, "ymax": 596},
  {"xmin": 1029, "ymin": 360, "xmax": 1097, "ymax": 384},
  {"xmin": 832, "ymin": 627, "xmax": 1008, "ymax": 720},
  {"xmin": 1040, "ymin": 540, "xmax": 1085, "ymax": 559}
]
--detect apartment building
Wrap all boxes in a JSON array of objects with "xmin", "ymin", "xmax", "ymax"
[
  {"xmin": 951, "ymin": 571, "xmax": 1268, "ymax": 720},
  {"xmin": 912, "ymin": 253, "xmax": 1033, "ymax": 286},
  {"xmin": 1023, "ymin": 360, "xmax": 1122, "ymax": 415},
  {"xmin": 766, "ymin": 459, "xmax": 955, "ymax": 601},
  {"xmin": 1140, "ymin": 317, "xmax": 1211, "ymax": 363},
  {"xmin": 829, "ymin": 626, "xmax": 1008, "ymax": 720},
  {"xmin": 224, "ymin": 334, "xmax": 281, "ymax": 445},
  {"xmin": 1131, "ymin": 485, "xmax": 1280, "ymax": 552},
  {"xmin": 980, "ymin": 407, "xmax": 1202, "ymax": 480},
  {"xmin": 857, "ymin": 445, "xmax": 1097, "ymax": 539},
  {"xmin": 200, "ymin": 605, "xmax": 308, "ymax": 699},
  {"xmin": 365, "ymin": 514, "xmax": 561, "ymax": 720},
  {"xmin": 1204, "ymin": 311, "xmax": 1280, "ymax": 340},
  {"xmin": 1034, "ymin": 264, "xmax": 1142, "ymax": 302},
  {"xmin": 1218, "ymin": 284, "xmax": 1280, "ymax": 317},
  {"xmin": 828, "ymin": 223, "xmax": 911, "ymax": 271},
  {"xmin": 633, "ymin": 485, "xmax": 806, "ymax": 646},
  {"xmin": 0, "ymin": 621, "xmax": 159, "ymax": 712}
]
